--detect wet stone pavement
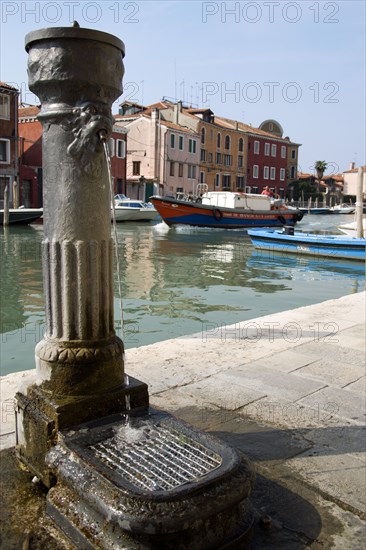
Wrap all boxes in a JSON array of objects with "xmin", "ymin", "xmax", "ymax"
[
  {"xmin": 1, "ymin": 406, "xmax": 365, "ymax": 549},
  {"xmin": 1, "ymin": 293, "xmax": 365, "ymax": 548}
]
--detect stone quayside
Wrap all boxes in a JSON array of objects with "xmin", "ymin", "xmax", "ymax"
[{"xmin": 14, "ymin": 23, "xmax": 255, "ymax": 548}]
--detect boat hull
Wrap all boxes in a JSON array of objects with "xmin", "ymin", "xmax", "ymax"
[
  {"xmin": 0, "ymin": 209, "xmax": 43, "ymax": 225},
  {"xmin": 298, "ymin": 207, "xmax": 331, "ymax": 215},
  {"xmin": 113, "ymin": 208, "xmax": 158, "ymax": 222},
  {"xmin": 151, "ymin": 197, "xmax": 302, "ymax": 229},
  {"xmin": 248, "ymin": 229, "xmax": 366, "ymax": 261}
]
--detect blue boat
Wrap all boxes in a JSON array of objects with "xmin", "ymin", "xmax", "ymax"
[{"xmin": 247, "ymin": 227, "xmax": 366, "ymax": 261}]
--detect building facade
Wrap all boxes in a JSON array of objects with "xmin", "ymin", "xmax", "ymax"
[
  {"xmin": 18, "ymin": 106, "xmax": 127, "ymax": 207},
  {"xmin": 115, "ymin": 100, "xmax": 301, "ymax": 198},
  {"xmin": 0, "ymin": 82, "xmax": 19, "ymax": 207},
  {"xmin": 116, "ymin": 104, "xmax": 200, "ymax": 199},
  {"xmin": 342, "ymin": 164, "xmax": 366, "ymax": 198}
]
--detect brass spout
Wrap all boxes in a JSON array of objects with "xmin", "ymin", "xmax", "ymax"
[{"xmin": 98, "ymin": 129, "xmax": 108, "ymax": 142}]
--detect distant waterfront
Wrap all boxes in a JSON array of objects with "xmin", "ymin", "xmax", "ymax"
[{"xmin": 1, "ymin": 215, "xmax": 364, "ymax": 376}]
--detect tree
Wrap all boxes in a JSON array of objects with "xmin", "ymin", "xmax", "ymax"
[{"xmin": 314, "ymin": 160, "xmax": 328, "ymax": 181}]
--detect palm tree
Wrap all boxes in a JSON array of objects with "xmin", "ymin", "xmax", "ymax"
[
  {"xmin": 314, "ymin": 160, "xmax": 328, "ymax": 194},
  {"xmin": 314, "ymin": 160, "xmax": 327, "ymax": 180}
]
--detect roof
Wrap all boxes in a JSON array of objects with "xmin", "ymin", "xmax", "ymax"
[
  {"xmin": 323, "ymin": 174, "xmax": 344, "ymax": 182},
  {"xmin": 0, "ymin": 82, "xmax": 18, "ymax": 92},
  {"xmin": 115, "ymin": 113, "xmax": 197, "ymax": 134},
  {"xmin": 343, "ymin": 165, "xmax": 366, "ymax": 173},
  {"xmin": 19, "ymin": 106, "xmax": 40, "ymax": 118},
  {"xmin": 214, "ymin": 116, "xmax": 295, "ymax": 142}
]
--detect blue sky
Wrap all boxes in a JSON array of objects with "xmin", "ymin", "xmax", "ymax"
[{"xmin": 1, "ymin": 0, "xmax": 365, "ymax": 174}]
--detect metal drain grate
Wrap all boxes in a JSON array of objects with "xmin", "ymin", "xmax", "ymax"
[{"xmin": 89, "ymin": 424, "xmax": 223, "ymax": 492}]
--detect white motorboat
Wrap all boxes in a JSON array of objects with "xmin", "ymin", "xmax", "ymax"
[
  {"xmin": 112, "ymin": 195, "xmax": 159, "ymax": 222},
  {"xmin": 330, "ymin": 204, "xmax": 355, "ymax": 215}
]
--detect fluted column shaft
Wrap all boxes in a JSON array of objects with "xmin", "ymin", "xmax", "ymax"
[{"xmin": 25, "ymin": 27, "xmax": 126, "ymax": 395}]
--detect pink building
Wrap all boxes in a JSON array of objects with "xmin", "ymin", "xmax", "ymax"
[{"xmin": 115, "ymin": 102, "xmax": 200, "ymax": 200}]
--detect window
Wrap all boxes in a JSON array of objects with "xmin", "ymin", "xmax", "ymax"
[
  {"xmin": 224, "ymin": 135, "xmax": 230, "ymax": 150},
  {"xmin": 263, "ymin": 166, "xmax": 269, "ymax": 180},
  {"xmin": 254, "ymin": 140, "xmax": 260, "ymax": 154},
  {"xmin": 0, "ymin": 94, "xmax": 10, "ymax": 120},
  {"xmin": 224, "ymin": 154, "xmax": 232, "ymax": 166},
  {"xmin": 291, "ymin": 149, "xmax": 296, "ymax": 159},
  {"xmin": 178, "ymin": 136, "xmax": 184, "ymax": 150},
  {"xmin": 178, "ymin": 163, "xmax": 183, "ymax": 177},
  {"xmin": 253, "ymin": 165, "xmax": 259, "ymax": 179},
  {"xmin": 238, "ymin": 155, "xmax": 243, "ymax": 168},
  {"xmin": 252, "ymin": 186, "xmax": 258, "ymax": 194},
  {"xmin": 170, "ymin": 161, "xmax": 175, "ymax": 177},
  {"xmin": 238, "ymin": 138, "xmax": 244, "ymax": 152},
  {"xmin": 217, "ymin": 133, "xmax": 221, "ymax": 148},
  {"xmin": 132, "ymin": 161, "xmax": 141, "ymax": 175},
  {"xmin": 222, "ymin": 174, "xmax": 231, "ymax": 188},
  {"xmin": 200, "ymin": 148, "xmax": 207, "ymax": 161},
  {"xmin": 116, "ymin": 139, "xmax": 126, "ymax": 158},
  {"xmin": 188, "ymin": 165, "xmax": 196, "ymax": 179},
  {"xmin": 0, "ymin": 139, "xmax": 10, "ymax": 163},
  {"xmin": 264, "ymin": 143, "xmax": 270, "ymax": 156},
  {"xmin": 170, "ymin": 133, "xmax": 175, "ymax": 148},
  {"xmin": 201, "ymin": 127, "xmax": 205, "ymax": 144},
  {"xmin": 236, "ymin": 176, "xmax": 244, "ymax": 188},
  {"xmin": 270, "ymin": 167, "xmax": 276, "ymax": 180},
  {"xmin": 271, "ymin": 144, "xmax": 277, "ymax": 157},
  {"xmin": 215, "ymin": 173, "xmax": 220, "ymax": 187},
  {"xmin": 200, "ymin": 171, "xmax": 205, "ymax": 183},
  {"xmin": 280, "ymin": 168, "xmax": 286, "ymax": 181},
  {"xmin": 216, "ymin": 152, "xmax": 222, "ymax": 164},
  {"xmin": 281, "ymin": 146, "xmax": 286, "ymax": 158},
  {"xmin": 290, "ymin": 166, "xmax": 296, "ymax": 178},
  {"xmin": 188, "ymin": 139, "xmax": 196, "ymax": 154}
]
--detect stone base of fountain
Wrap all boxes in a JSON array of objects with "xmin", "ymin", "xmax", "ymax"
[
  {"xmin": 44, "ymin": 409, "xmax": 255, "ymax": 549},
  {"xmin": 15, "ymin": 376, "xmax": 149, "ymax": 487}
]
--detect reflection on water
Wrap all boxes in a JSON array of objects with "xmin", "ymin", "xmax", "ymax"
[{"xmin": 1, "ymin": 216, "xmax": 364, "ymax": 375}]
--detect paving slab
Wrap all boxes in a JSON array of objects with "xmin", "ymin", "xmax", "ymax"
[
  {"xmin": 298, "ymin": 386, "xmax": 366, "ymax": 426},
  {"xmin": 291, "ymin": 358, "xmax": 365, "ymax": 388}
]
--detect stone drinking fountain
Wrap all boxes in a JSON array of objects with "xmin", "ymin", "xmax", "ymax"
[{"xmin": 15, "ymin": 24, "xmax": 255, "ymax": 549}]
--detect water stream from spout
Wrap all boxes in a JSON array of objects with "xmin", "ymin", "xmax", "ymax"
[{"xmin": 102, "ymin": 141, "xmax": 125, "ymax": 344}]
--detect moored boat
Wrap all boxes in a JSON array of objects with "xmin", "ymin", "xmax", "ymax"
[
  {"xmin": 298, "ymin": 207, "xmax": 331, "ymax": 215},
  {"xmin": 248, "ymin": 227, "xmax": 365, "ymax": 261},
  {"xmin": 329, "ymin": 204, "xmax": 355, "ymax": 215},
  {"xmin": 150, "ymin": 191, "xmax": 303, "ymax": 229},
  {"xmin": 0, "ymin": 207, "xmax": 43, "ymax": 225},
  {"xmin": 112, "ymin": 195, "xmax": 159, "ymax": 222}
]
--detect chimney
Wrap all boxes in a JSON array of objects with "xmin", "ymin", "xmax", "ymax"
[
  {"xmin": 174, "ymin": 101, "xmax": 182, "ymax": 124},
  {"xmin": 349, "ymin": 162, "xmax": 356, "ymax": 170},
  {"xmin": 151, "ymin": 108, "xmax": 158, "ymax": 122}
]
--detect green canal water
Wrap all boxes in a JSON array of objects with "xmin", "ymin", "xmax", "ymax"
[{"xmin": 1, "ymin": 215, "xmax": 364, "ymax": 376}]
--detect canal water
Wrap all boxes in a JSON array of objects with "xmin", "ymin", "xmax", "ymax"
[{"xmin": 1, "ymin": 215, "xmax": 364, "ymax": 376}]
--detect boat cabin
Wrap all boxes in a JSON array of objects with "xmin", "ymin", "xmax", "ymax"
[{"xmin": 201, "ymin": 192, "xmax": 272, "ymax": 211}]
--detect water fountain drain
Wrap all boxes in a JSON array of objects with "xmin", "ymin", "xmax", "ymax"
[
  {"xmin": 89, "ymin": 425, "xmax": 223, "ymax": 492},
  {"xmin": 61, "ymin": 410, "xmax": 239, "ymax": 498}
]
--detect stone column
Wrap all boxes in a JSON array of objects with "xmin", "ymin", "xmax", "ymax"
[
  {"xmin": 26, "ymin": 26, "xmax": 125, "ymax": 395},
  {"xmin": 16, "ymin": 26, "xmax": 148, "ymax": 485}
]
